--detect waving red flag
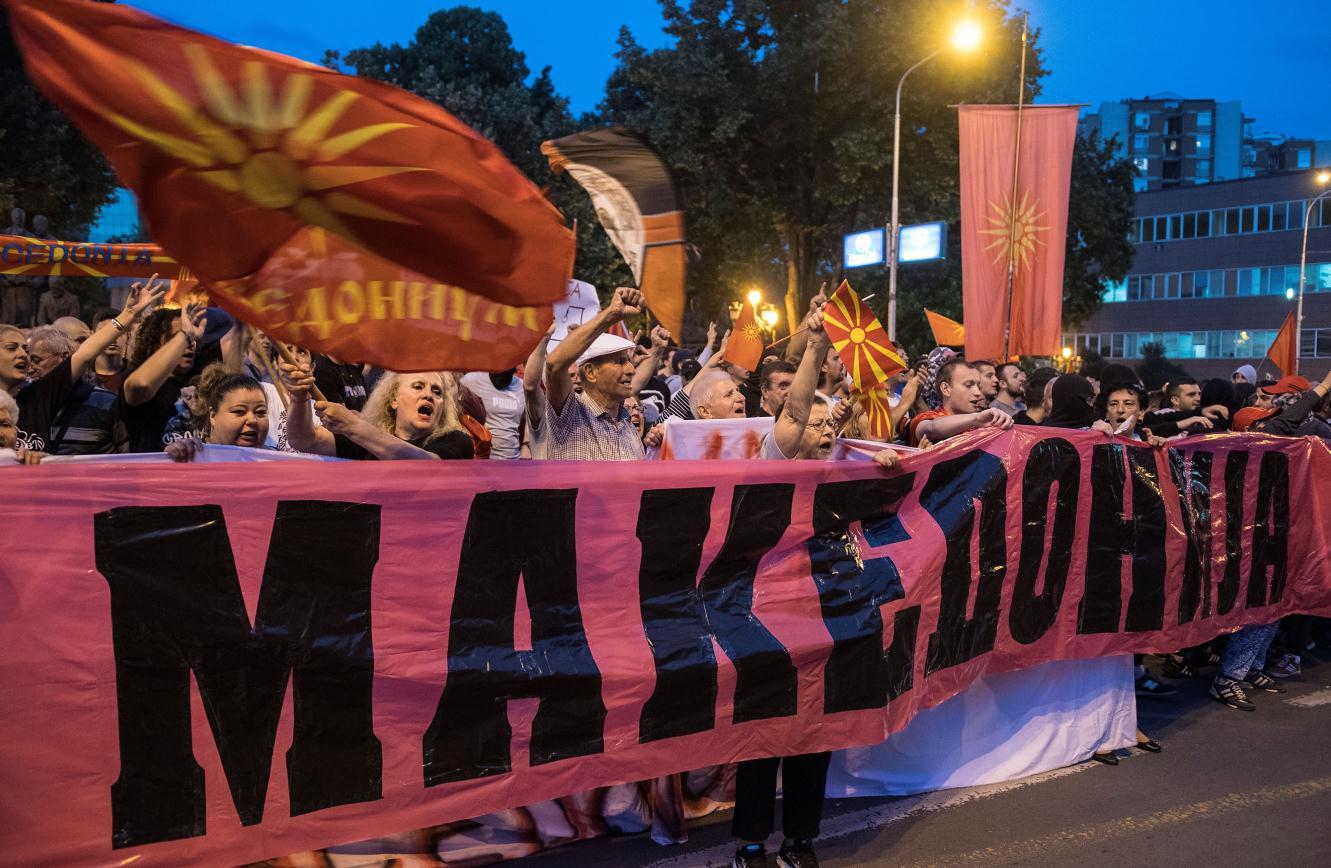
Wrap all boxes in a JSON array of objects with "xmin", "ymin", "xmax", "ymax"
[
  {"xmin": 1266, "ymin": 311, "xmax": 1298, "ymax": 376},
  {"xmin": 4, "ymin": 0, "xmax": 572, "ymax": 308},
  {"xmin": 959, "ymin": 105, "xmax": 1079, "ymax": 359},
  {"xmin": 721, "ymin": 302, "xmax": 765, "ymax": 373},
  {"xmin": 821, "ymin": 280, "xmax": 905, "ymax": 389}
]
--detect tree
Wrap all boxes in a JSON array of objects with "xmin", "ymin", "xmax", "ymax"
[
  {"xmin": 0, "ymin": 3, "xmax": 119, "ymax": 236},
  {"xmin": 328, "ymin": 7, "xmax": 631, "ymax": 293},
  {"xmin": 1136, "ymin": 342, "xmax": 1190, "ymax": 391},
  {"xmin": 598, "ymin": 1, "xmax": 1135, "ymax": 359},
  {"xmin": 1063, "ymin": 131, "xmax": 1136, "ymax": 326}
]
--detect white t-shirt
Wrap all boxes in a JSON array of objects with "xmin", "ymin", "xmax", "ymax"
[
  {"xmin": 460, "ymin": 372, "xmax": 525, "ymax": 460},
  {"xmin": 260, "ymin": 382, "xmax": 320, "ymax": 453}
]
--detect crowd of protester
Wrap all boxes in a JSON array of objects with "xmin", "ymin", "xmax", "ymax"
[{"xmin": 3, "ymin": 272, "xmax": 1330, "ymax": 868}]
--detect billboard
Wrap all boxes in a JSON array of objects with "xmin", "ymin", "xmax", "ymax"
[{"xmin": 843, "ymin": 227, "xmax": 886, "ymax": 268}]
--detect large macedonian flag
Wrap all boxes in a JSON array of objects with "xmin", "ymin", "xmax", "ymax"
[
  {"xmin": 822, "ymin": 280, "xmax": 905, "ymax": 389},
  {"xmin": 4, "ymin": 0, "xmax": 572, "ymax": 309}
]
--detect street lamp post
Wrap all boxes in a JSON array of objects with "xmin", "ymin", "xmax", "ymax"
[
  {"xmin": 1297, "ymin": 172, "xmax": 1331, "ymax": 372},
  {"xmin": 887, "ymin": 21, "xmax": 981, "ymax": 342}
]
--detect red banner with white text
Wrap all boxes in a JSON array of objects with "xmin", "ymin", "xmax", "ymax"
[{"xmin": 1, "ymin": 428, "xmax": 1328, "ymax": 866}]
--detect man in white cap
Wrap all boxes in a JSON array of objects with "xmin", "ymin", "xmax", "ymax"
[{"xmin": 543, "ymin": 286, "xmax": 646, "ymax": 460}]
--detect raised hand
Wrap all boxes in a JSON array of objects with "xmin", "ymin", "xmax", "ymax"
[
  {"xmin": 179, "ymin": 301, "xmax": 207, "ymax": 342},
  {"xmin": 650, "ymin": 325, "xmax": 672, "ymax": 350},
  {"xmin": 121, "ymin": 273, "xmax": 167, "ymax": 322},
  {"xmin": 606, "ymin": 287, "xmax": 645, "ymax": 321},
  {"xmin": 706, "ymin": 320, "xmax": 718, "ymax": 347},
  {"xmin": 278, "ymin": 361, "xmax": 317, "ymax": 402},
  {"xmin": 313, "ymin": 401, "xmax": 358, "ymax": 435}
]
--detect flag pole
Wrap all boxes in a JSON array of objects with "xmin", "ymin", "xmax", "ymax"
[{"xmin": 1001, "ymin": 13, "xmax": 1029, "ymax": 361}]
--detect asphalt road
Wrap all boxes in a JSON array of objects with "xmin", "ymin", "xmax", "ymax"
[{"xmin": 527, "ymin": 655, "xmax": 1331, "ymax": 867}]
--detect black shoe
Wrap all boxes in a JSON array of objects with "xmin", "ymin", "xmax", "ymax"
[
  {"xmin": 1206, "ymin": 649, "xmax": 1223, "ymax": 666},
  {"xmin": 734, "ymin": 842, "xmax": 769, "ymax": 868},
  {"xmin": 1242, "ymin": 669, "xmax": 1287, "ymax": 693},
  {"xmin": 1091, "ymin": 751, "xmax": 1119, "ymax": 765},
  {"xmin": 1135, "ymin": 674, "xmax": 1177, "ymax": 696},
  {"xmin": 776, "ymin": 838, "xmax": 820, "ymax": 868},
  {"xmin": 1211, "ymin": 676, "xmax": 1256, "ymax": 711},
  {"xmin": 1162, "ymin": 656, "xmax": 1197, "ymax": 678},
  {"xmin": 1136, "ymin": 738, "xmax": 1162, "ymax": 753}
]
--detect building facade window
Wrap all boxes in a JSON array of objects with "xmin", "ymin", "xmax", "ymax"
[
  {"xmin": 1135, "ymin": 112, "xmax": 1151, "ymax": 130},
  {"xmin": 1133, "ymin": 133, "xmax": 1150, "ymax": 152},
  {"xmin": 1060, "ymin": 328, "xmax": 1306, "ymax": 359},
  {"xmin": 1103, "ymin": 262, "xmax": 1331, "ymax": 303},
  {"xmin": 1298, "ymin": 148, "xmax": 1312, "ymax": 169},
  {"xmin": 1195, "ymin": 133, "xmax": 1211, "ymax": 153},
  {"xmin": 1197, "ymin": 111, "xmax": 1212, "ymax": 128},
  {"xmin": 1133, "ymin": 156, "xmax": 1149, "ymax": 173}
]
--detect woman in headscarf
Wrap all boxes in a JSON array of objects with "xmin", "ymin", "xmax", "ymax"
[{"xmin": 1043, "ymin": 374, "xmax": 1098, "ymax": 429}]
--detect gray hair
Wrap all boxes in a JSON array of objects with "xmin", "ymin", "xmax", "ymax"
[
  {"xmin": 688, "ymin": 370, "xmax": 733, "ymax": 418},
  {"xmin": 0, "ymin": 388, "xmax": 17, "ymax": 422},
  {"xmin": 26, "ymin": 325, "xmax": 74, "ymax": 358}
]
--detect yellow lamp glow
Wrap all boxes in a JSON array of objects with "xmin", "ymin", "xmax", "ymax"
[
  {"xmin": 1061, "ymin": 346, "xmax": 1073, "ymax": 359},
  {"xmin": 746, "ymin": 288, "xmax": 763, "ymax": 307},
  {"xmin": 760, "ymin": 307, "xmax": 779, "ymax": 328},
  {"xmin": 1317, "ymin": 170, "xmax": 1331, "ymax": 185},
  {"xmin": 951, "ymin": 21, "xmax": 982, "ymax": 52}
]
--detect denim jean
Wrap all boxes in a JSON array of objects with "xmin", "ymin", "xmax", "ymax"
[{"xmin": 1221, "ymin": 623, "xmax": 1279, "ymax": 680}]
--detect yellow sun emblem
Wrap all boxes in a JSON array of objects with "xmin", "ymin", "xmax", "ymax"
[
  {"xmin": 978, "ymin": 189, "xmax": 1049, "ymax": 272},
  {"xmin": 103, "ymin": 46, "xmax": 425, "ymax": 242}
]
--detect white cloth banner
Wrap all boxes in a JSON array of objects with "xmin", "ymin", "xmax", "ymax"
[
  {"xmin": 649, "ymin": 417, "xmax": 916, "ymax": 460},
  {"xmin": 0, "ymin": 444, "xmax": 341, "ymax": 466},
  {"xmin": 826, "ymin": 655, "xmax": 1137, "ymax": 798}
]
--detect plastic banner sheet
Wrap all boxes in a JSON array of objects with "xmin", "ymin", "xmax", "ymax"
[{"xmin": 1, "ymin": 427, "xmax": 1328, "ymax": 866}]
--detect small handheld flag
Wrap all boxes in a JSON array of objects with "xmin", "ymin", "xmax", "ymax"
[{"xmin": 822, "ymin": 280, "xmax": 905, "ymax": 389}]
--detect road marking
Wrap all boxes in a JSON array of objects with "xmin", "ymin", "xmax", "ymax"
[
  {"xmin": 906, "ymin": 776, "xmax": 1331, "ymax": 866},
  {"xmin": 1287, "ymin": 687, "xmax": 1331, "ymax": 708},
  {"xmin": 641, "ymin": 758, "xmax": 1111, "ymax": 868}
]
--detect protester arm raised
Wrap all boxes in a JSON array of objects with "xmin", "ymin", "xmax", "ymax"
[
  {"xmin": 545, "ymin": 287, "xmax": 643, "ymax": 414},
  {"xmin": 72, "ymin": 277, "xmax": 166, "ymax": 380},
  {"xmin": 772, "ymin": 304, "xmax": 828, "ymax": 458},
  {"xmin": 122, "ymin": 301, "xmax": 205, "ymax": 406}
]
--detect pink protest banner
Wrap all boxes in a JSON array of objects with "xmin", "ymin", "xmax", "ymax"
[{"xmin": 1, "ymin": 428, "xmax": 1329, "ymax": 866}]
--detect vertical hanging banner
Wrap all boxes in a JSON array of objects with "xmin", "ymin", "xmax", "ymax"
[
  {"xmin": 958, "ymin": 105, "xmax": 1079, "ymax": 359},
  {"xmin": 1, "ymin": 429, "xmax": 1329, "ymax": 866},
  {"xmin": 4, "ymin": 0, "xmax": 573, "ymax": 308},
  {"xmin": 542, "ymin": 127, "xmax": 688, "ymax": 339}
]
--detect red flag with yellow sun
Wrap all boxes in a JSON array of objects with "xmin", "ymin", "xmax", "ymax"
[
  {"xmin": 853, "ymin": 382, "xmax": 894, "ymax": 441},
  {"xmin": 822, "ymin": 280, "xmax": 905, "ymax": 389},
  {"xmin": 4, "ymin": 0, "xmax": 572, "ymax": 309}
]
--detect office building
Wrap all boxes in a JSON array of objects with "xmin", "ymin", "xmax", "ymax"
[
  {"xmin": 1081, "ymin": 93, "xmax": 1330, "ymax": 193},
  {"xmin": 1065, "ymin": 169, "xmax": 1331, "ymax": 381}
]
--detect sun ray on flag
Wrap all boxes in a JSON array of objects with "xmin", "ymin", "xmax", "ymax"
[{"xmin": 821, "ymin": 280, "xmax": 906, "ymax": 391}]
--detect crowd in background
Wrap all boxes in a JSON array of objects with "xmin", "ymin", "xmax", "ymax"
[{"xmin": 4, "ymin": 264, "xmax": 1331, "ymax": 868}]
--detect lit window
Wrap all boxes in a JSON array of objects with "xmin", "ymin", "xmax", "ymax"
[
  {"xmin": 1197, "ymin": 159, "xmax": 1211, "ymax": 176},
  {"xmin": 1298, "ymin": 149, "xmax": 1312, "ymax": 169},
  {"xmin": 1134, "ymin": 176, "xmax": 1149, "ymax": 192},
  {"xmin": 1197, "ymin": 111, "xmax": 1212, "ymax": 128},
  {"xmin": 1133, "ymin": 134, "xmax": 1150, "ymax": 152},
  {"xmin": 1135, "ymin": 112, "xmax": 1151, "ymax": 130},
  {"xmin": 1133, "ymin": 156, "xmax": 1149, "ymax": 173}
]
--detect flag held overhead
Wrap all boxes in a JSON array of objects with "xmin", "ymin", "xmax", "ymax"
[
  {"xmin": 924, "ymin": 308, "xmax": 966, "ymax": 346},
  {"xmin": 4, "ymin": 0, "xmax": 572, "ymax": 308},
  {"xmin": 821, "ymin": 280, "xmax": 905, "ymax": 389},
  {"xmin": 542, "ymin": 127, "xmax": 687, "ymax": 338}
]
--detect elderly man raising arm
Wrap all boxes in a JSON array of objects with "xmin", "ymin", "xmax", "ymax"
[{"xmin": 543, "ymin": 287, "xmax": 646, "ymax": 461}]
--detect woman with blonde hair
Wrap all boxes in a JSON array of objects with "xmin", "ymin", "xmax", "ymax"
[{"xmin": 280, "ymin": 362, "xmax": 473, "ymax": 460}]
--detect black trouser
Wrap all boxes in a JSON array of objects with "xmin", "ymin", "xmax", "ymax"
[{"xmin": 731, "ymin": 751, "xmax": 832, "ymax": 842}]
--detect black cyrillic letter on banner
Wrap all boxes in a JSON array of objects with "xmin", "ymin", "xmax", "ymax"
[
  {"xmin": 424, "ymin": 489, "xmax": 604, "ymax": 786},
  {"xmin": 920, "ymin": 451, "xmax": 1008, "ymax": 675},
  {"xmin": 95, "ymin": 501, "xmax": 382, "ymax": 849},
  {"xmin": 1010, "ymin": 437, "xmax": 1080, "ymax": 645},
  {"xmin": 1247, "ymin": 451, "xmax": 1290, "ymax": 609},
  {"xmin": 805, "ymin": 475, "xmax": 916, "ymax": 712}
]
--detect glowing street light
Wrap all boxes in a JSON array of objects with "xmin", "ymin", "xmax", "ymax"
[
  {"xmin": 951, "ymin": 20, "xmax": 983, "ymax": 51},
  {"xmin": 887, "ymin": 20, "xmax": 984, "ymax": 340},
  {"xmin": 1061, "ymin": 346, "xmax": 1073, "ymax": 359},
  {"xmin": 760, "ymin": 305, "xmax": 780, "ymax": 329},
  {"xmin": 1318, "ymin": 170, "xmax": 1331, "ymax": 184},
  {"xmin": 746, "ymin": 287, "xmax": 763, "ymax": 307}
]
